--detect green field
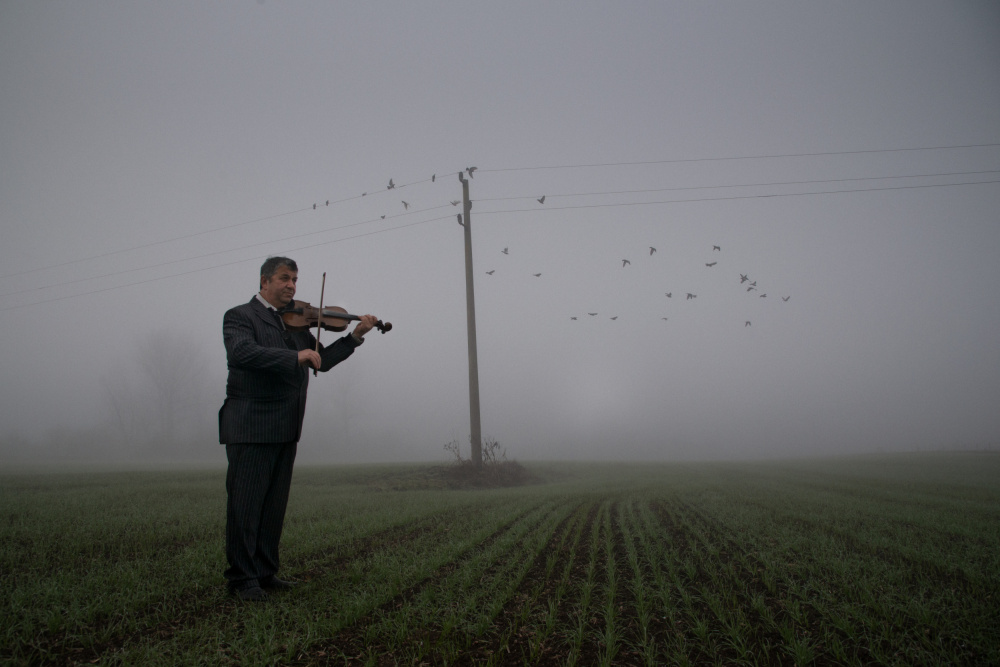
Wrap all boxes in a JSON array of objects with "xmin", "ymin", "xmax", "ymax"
[{"xmin": 2, "ymin": 453, "xmax": 999, "ymax": 666}]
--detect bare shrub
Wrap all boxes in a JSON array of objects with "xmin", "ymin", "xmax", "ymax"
[{"xmin": 442, "ymin": 436, "xmax": 532, "ymax": 488}]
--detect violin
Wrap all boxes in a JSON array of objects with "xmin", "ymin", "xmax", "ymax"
[{"xmin": 281, "ymin": 300, "xmax": 392, "ymax": 334}]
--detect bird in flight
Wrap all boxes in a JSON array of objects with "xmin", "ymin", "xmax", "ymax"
[
  {"xmin": 450, "ymin": 200, "xmax": 460, "ymax": 206},
  {"xmin": 760, "ymin": 294, "xmax": 767, "ymax": 298},
  {"xmin": 570, "ymin": 316, "xmax": 577, "ymax": 320},
  {"xmin": 486, "ymin": 270, "xmax": 495, "ymax": 275},
  {"xmin": 706, "ymin": 262, "xmax": 717, "ymax": 267},
  {"xmin": 745, "ymin": 321, "xmax": 751, "ymax": 327},
  {"xmin": 747, "ymin": 286, "xmax": 756, "ymax": 292},
  {"xmin": 661, "ymin": 317, "xmax": 669, "ymax": 321},
  {"xmin": 622, "ymin": 259, "xmax": 631, "ymax": 267},
  {"xmin": 740, "ymin": 274, "xmax": 749, "ymax": 283},
  {"xmin": 588, "ymin": 312, "xmax": 598, "ymax": 316},
  {"xmin": 402, "ymin": 201, "xmax": 409, "ymax": 210},
  {"xmin": 610, "ymin": 316, "xmax": 618, "ymax": 320},
  {"xmin": 665, "ymin": 292, "xmax": 672, "ymax": 298},
  {"xmin": 387, "ymin": 178, "xmax": 395, "ymax": 189},
  {"xmin": 502, "ymin": 247, "xmax": 509, "ymax": 254},
  {"xmin": 381, "ymin": 215, "xmax": 386, "ymax": 219},
  {"xmin": 649, "ymin": 247, "xmax": 656, "ymax": 255},
  {"xmin": 537, "ymin": 195, "xmax": 546, "ymax": 204},
  {"xmin": 533, "ymin": 273, "xmax": 542, "ymax": 277},
  {"xmin": 713, "ymin": 245, "xmax": 721, "ymax": 251},
  {"xmin": 782, "ymin": 296, "xmax": 791, "ymax": 302},
  {"xmin": 686, "ymin": 293, "xmax": 697, "ymax": 300},
  {"xmin": 466, "ymin": 166, "xmax": 477, "ymax": 177}
]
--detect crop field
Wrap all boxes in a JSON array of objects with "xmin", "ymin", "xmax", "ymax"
[{"xmin": 2, "ymin": 452, "xmax": 999, "ymax": 666}]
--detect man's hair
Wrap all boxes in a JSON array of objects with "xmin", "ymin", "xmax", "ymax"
[{"xmin": 260, "ymin": 256, "xmax": 297, "ymax": 284}]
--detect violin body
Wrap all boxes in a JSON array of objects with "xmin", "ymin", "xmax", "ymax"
[{"xmin": 281, "ymin": 300, "xmax": 392, "ymax": 334}]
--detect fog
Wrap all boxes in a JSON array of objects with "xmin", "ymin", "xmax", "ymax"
[{"xmin": 2, "ymin": 2, "xmax": 999, "ymax": 468}]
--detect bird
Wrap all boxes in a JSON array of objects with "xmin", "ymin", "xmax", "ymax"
[
  {"xmin": 533, "ymin": 273, "xmax": 542, "ymax": 277},
  {"xmin": 661, "ymin": 317, "xmax": 669, "ymax": 321},
  {"xmin": 362, "ymin": 192, "xmax": 367, "ymax": 196},
  {"xmin": 750, "ymin": 281, "xmax": 757, "ymax": 287},
  {"xmin": 665, "ymin": 292, "xmax": 672, "ymax": 298},
  {"xmin": 706, "ymin": 262, "xmax": 717, "ymax": 267},
  {"xmin": 450, "ymin": 200, "xmax": 461, "ymax": 206},
  {"xmin": 740, "ymin": 274, "xmax": 749, "ymax": 283},
  {"xmin": 686, "ymin": 293, "xmax": 697, "ymax": 300},
  {"xmin": 745, "ymin": 321, "xmax": 751, "ymax": 327},
  {"xmin": 486, "ymin": 270, "xmax": 495, "ymax": 275},
  {"xmin": 760, "ymin": 293, "xmax": 767, "ymax": 298},
  {"xmin": 387, "ymin": 179, "xmax": 395, "ymax": 189},
  {"xmin": 313, "ymin": 203, "xmax": 316, "ymax": 209},
  {"xmin": 431, "ymin": 174, "xmax": 436, "ymax": 182},
  {"xmin": 713, "ymin": 245, "xmax": 721, "ymax": 251},
  {"xmin": 326, "ymin": 200, "xmax": 329, "ymax": 206},
  {"xmin": 502, "ymin": 247, "xmax": 509, "ymax": 255},
  {"xmin": 649, "ymin": 246, "xmax": 656, "ymax": 255},
  {"xmin": 381, "ymin": 215, "xmax": 386, "ymax": 219},
  {"xmin": 747, "ymin": 286, "xmax": 756, "ymax": 292},
  {"xmin": 610, "ymin": 316, "xmax": 618, "ymax": 320},
  {"xmin": 537, "ymin": 195, "xmax": 545, "ymax": 204},
  {"xmin": 588, "ymin": 312, "xmax": 598, "ymax": 316},
  {"xmin": 457, "ymin": 214, "xmax": 462, "ymax": 225},
  {"xmin": 622, "ymin": 259, "xmax": 631, "ymax": 267},
  {"xmin": 782, "ymin": 296, "xmax": 790, "ymax": 302},
  {"xmin": 402, "ymin": 201, "xmax": 409, "ymax": 210},
  {"xmin": 466, "ymin": 166, "xmax": 477, "ymax": 177},
  {"xmin": 570, "ymin": 316, "xmax": 577, "ymax": 320}
]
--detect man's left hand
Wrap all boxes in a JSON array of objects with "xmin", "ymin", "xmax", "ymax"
[{"xmin": 353, "ymin": 314, "xmax": 378, "ymax": 339}]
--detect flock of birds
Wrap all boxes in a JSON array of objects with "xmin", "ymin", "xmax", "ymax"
[
  {"xmin": 309, "ymin": 168, "xmax": 792, "ymax": 329},
  {"xmin": 483, "ymin": 240, "xmax": 792, "ymax": 329}
]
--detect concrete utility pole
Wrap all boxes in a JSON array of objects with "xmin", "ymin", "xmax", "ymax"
[{"xmin": 458, "ymin": 172, "xmax": 483, "ymax": 469}]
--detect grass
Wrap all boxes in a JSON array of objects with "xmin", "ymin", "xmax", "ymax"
[{"xmin": 2, "ymin": 452, "xmax": 999, "ymax": 665}]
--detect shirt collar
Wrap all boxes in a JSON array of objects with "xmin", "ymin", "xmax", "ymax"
[{"xmin": 255, "ymin": 292, "xmax": 279, "ymax": 311}]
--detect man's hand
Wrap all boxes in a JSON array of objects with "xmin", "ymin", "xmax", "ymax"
[
  {"xmin": 297, "ymin": 349, "xmax": 322, "ymax": 369},
  {"xmin": 353, "ymin": 314, "xmax": 378, "ymax": 339}
]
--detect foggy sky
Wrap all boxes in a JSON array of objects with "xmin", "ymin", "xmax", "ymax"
[{"xmin": 2, "ymin": 2, "xmax": 999, "ymax": 466}]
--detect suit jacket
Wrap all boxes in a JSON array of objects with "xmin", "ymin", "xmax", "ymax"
[{"xmin": 218, "ymin": 297, "xmax": 361, "ymax": 444}]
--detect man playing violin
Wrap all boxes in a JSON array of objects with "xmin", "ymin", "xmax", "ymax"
[{"xmin": 219, "ymin": 256, "xmax": 379, "ymax": 601}]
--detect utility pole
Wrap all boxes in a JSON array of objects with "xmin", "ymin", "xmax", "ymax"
[{"xmin": 458, "ymin": 171, "xmax": 483, "ymax": 469}]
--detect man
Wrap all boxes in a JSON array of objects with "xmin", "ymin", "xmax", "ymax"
[{"xmin": 219, "ymin": 256, "xmax": 379, "ymax": 601}]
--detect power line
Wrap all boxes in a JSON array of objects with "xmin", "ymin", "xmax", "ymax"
[
  {"xmin": 481, "ymin": 142, "xmax": 1000, "ymax": 174},
  {"xmin": 473, "ymin": 169, "xmax": 1000, "ymax": 203},
  {"xmin": 0, "ymin": 213, "xmax": 454, "ymax": 312},
  {"xmin": 0, "ymin": 171, "xmax": 459, "ymax": 281},
  {"xmin": 472, "ymin": 179, "xmax": 1000, "ymax": 216},
  {"xmin": 0, "ymin": 203, "xmax": 456, "ymax": 298}
]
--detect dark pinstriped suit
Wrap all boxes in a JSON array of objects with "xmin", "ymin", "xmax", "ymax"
[{"xmin": 219, "ymin": 296, "xmax": 361, "ymax": 589}]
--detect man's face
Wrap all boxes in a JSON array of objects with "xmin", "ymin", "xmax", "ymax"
[{"xmin": 259, "ymin": 266, "xmax": 298, "ymax": 308}]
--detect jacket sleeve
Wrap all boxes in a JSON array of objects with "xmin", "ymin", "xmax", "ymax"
[
  {"xmin": 318, "ymin": 333, "xmax": 362, "ymax": 372},
  {"xmin": 223, "ymin": 307, "xmax": 299, "ymax": 376}
]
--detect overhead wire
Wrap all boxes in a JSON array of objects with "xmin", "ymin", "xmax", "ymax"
[{"xmin": 2, "ymin": 142, "xmax": 997, "ymax": 311}]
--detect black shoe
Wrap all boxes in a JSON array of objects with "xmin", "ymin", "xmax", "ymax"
[
  {"xmin": 260, "ymin": 575, "xmax": 297, "ymax": 591},
  {"xmin": 233, "ymin": 585, "xmax": 268, "ymax": 602}
]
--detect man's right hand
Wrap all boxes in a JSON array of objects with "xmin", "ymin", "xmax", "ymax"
[{"xmin": 297, "ymin": 349, "xmax": 322, "ymax": 369}]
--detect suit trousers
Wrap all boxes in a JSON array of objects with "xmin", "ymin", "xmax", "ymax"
[{"xmin": 224, "ymin": 442, "xmax": 297, "ymax": 589}]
